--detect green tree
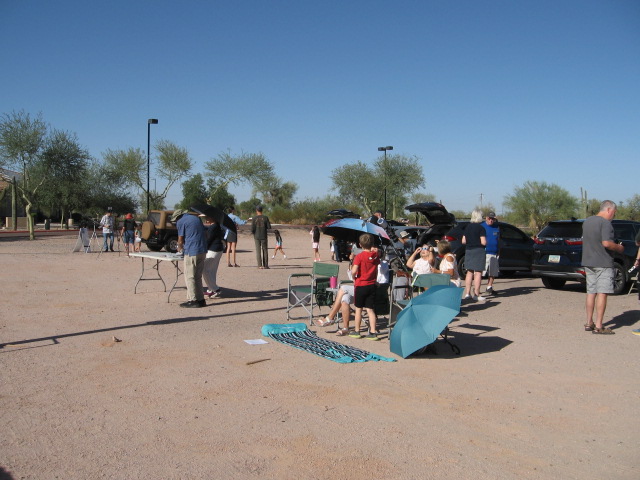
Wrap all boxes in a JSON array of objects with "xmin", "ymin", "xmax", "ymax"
[
  {"xmin": 410, "ymin": 192, "xmax": 437, "ymax": 204},
  {"xmin": 237, "ymin": 197, "xmax": 263, "ymax": 218},
  {"xmin": 0, "ymin": 110, "xmax": 48, "ymax": 239},
  {"xmin": 503, "ymin": 181, "xmax": 579, "ymax": 231},
  {"xmin": 204, "ymin": 151, "xmax": 275, "ymax": 199},
  {"xmin": 331, "ymin": 154, "xmax": 425, "ymax": 220},
  {"xmin": 37, "ymin": 129, "xmax": 91, "ymax": 227},
  {"xmin": 177, "ymin": 173, "xmax": 208, "ymax": 209},
  {"xmin": 102, "ymin": 139, "xmax": 192, "ymax": 213},
  {"xmin": 255, "ymin": 177, "xmax": 298, "ymax": 208}
]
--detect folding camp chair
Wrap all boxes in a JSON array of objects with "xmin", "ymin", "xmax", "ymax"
[
  {"xmin": 389, "ymin": 273, "xmax": 451, "ymax": 330},
  {"xmin": 287, "ymin": 262, "xmax": 340, "ymax": 324}
]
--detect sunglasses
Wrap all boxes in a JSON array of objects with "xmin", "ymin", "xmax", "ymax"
[{"xmin": 421, "ymin": 247, "xmax": 431, "ymax": 250}]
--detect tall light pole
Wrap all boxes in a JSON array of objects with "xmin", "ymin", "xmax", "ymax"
[
  {"xmin": 377, "ymin": 146, "xmax": 393, "ymax": 218},
  {"xmin": 147, "ymin": 119, "xmax": 158, "ymax": 214}
]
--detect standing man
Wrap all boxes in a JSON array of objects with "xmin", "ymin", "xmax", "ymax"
[
  {"xmin": 121, "ymin": 213, "xmax": 136, "ymax": 255},
  {"xmin": 251, "ymin": 205, "xmax": 271, "ymax": 269},
  {"xmin": 174, "ymin": 209, "xmax": 208, "ymax": 308},
  {"xmin": 582, "ymin": 200, "xmax": 624, "ymax": 334},
  {"xmin": 99, "ymin": 209, "xmax": 115, "ymax": 252},
  {"xmin": 482, "ymin": 211, "xmax": 501, "ymax": 295}
]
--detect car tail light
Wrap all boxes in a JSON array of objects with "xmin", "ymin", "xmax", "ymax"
[
  {"xmin": 577, "ymin": 269, "xmax": 586, "ymax": 277},
  {"xmin": 565, "ymin": 238, "xmax": 582, "ymax": 245},
  {"xmin": 443, "ymin": 235, "xmax": 456, "ymax": 242},
  {"xmin": 533, "ymin": 237, "xmax": 545, "ymax": 245}
]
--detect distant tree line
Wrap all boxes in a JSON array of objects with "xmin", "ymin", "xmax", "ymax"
[{"xmin": 1, "ymin": 110, "xmax": 637, "ymax": 240}]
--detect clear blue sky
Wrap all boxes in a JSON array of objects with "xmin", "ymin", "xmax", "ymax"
[{"xmin": 2, "ymin": 0, "xmax": 638, "ymax": 214}]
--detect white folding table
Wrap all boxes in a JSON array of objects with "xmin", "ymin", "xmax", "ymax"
[{"xmin": 129, "ymin": 252, "xmax": 184, "ymax": 303}]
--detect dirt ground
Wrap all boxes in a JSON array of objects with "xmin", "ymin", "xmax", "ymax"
[{"xmin": 1, "ymin": 226, "xmax": 638, "ymax": 480}]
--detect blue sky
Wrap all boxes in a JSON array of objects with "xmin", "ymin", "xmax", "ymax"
[{"xmin": 2, "ymin": 0, "xmax": 638, "ymax": 214}]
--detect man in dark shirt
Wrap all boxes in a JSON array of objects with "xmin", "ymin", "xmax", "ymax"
[
  {"xmin": 251, "ymin": 205, "xmax": 272, "ymax": 269},
  {"xmin": 582, "ymin": 200, "xmax": 624, "ymax": 334}
]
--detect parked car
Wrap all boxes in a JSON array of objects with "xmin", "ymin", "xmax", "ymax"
[
  {"xmin": 402, "ymin": 202, "xmax": 534, "ymax": 276},
  {"xmin": 532, "ymin": 219, "xmax": 640, "ymax": 295},
  {"xmin": 141, "ymin": 209, "xmax": 198, "ymax": 253}
]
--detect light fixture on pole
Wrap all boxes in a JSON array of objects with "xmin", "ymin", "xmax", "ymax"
[
  {"xmin": 377, "ymin": 146, "xmax": 393, "ymax": 218},
  {"xmin": 147, "ymin": 119, "xmax": 158, "ymax": 214}
]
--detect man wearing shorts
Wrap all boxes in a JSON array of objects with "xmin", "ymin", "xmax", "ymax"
[
  {"xmin": 582, "ymin": 200, "xmax": 624, "ymax": 334},
  {"xmin": 482, "ymin": 212, "xmax": 501, "ymax": 295}
]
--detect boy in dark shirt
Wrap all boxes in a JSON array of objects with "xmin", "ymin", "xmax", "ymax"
[{"xmin": 350, "ymin": 234, "xmax": 381, "ymax": 340}]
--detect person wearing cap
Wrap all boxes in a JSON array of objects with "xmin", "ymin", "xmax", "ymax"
[
  {"xmin": 367, "ymin": 210, "xmax": 388, "ymax": 230},
  {"xmin": 398, "ymin": 230, "xmax": 415, "ymax": 257},
  {"xmin": 121, "ymin": 213, "xmax": 136, "ymax": 255},
  {"xmin": 173, "ymin": 209, "xmax": 208, "ymax": 308},
  {"xmin": 481, "ymin": 211, "xmax": 501, "ymax": 295},
  {"xmin": 99, "ymin": 210, "xmax": 115, "ymax": 252}
]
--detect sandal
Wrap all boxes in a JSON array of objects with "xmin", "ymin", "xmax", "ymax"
[
  {"xmin": 592, "ymin": 327, "xmax": 615, "ymax": 335},
  {"xmin": 312, "ymin": 317, "xmax": 332, "ymax": 327},
  {"xmin": 584, "ymin": 323, "xmax": 595, "ymax": 331},
  {"xmin": 336, "ymin": 328, "xmax": 349, "ymax": 336}
]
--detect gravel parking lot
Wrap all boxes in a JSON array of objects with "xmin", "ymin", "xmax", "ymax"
[{"xmin": 1, "ymin": 227, "xmax": 638, "ymax": 479}]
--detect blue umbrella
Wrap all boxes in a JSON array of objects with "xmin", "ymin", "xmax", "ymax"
[
  {"xmin": 321, "ymin": 217, "xmax": 391, "ymax": 245},
  {"xmin": 390, "ymin": 285, "xmax": 463, "ymax": 358}
]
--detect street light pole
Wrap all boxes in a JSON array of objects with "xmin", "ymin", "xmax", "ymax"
[
  {"xmin": 147, "ymin": 119, "xmax": 158, "ymax": 214},
  {"xmin": 377, "ymin": 146, "xmax": 393, "ymax": 219}
]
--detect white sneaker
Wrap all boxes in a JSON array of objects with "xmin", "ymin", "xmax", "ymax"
[
  {"xmin": 284, "ymin": 255, "xmax": 287, "ymax": 259},
  {"xmin": 463, "ymin": 294, "xmax": 471, "ymax": 300},
  {"xmin": 271, "ymin": 255, "xmax": 275, "ymax": 259},
  {"xmin": 476, "ymin": 295, "xmax": 487, "ymax": 303}
]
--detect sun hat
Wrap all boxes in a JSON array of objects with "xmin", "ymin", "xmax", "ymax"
[{"xmin": 171, "ymin": 209, "xmax": 187, "ymax": 222}]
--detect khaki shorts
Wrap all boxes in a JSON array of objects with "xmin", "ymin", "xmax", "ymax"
[
  {"xmin": 585, "ymin": 267, "xmax": 614, "ymax": 294},
  {"xmin": 483, "ymin": 254, "xmax": 500, "ymax": 277}
]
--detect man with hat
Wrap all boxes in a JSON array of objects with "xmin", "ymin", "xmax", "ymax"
[
  {"xmin": 481, "ymin": 211, "xmax": 501, "ymax": 295},
  {"xmin": 173, "ymin": 209, "xmax": 208, "ymax": 308}
]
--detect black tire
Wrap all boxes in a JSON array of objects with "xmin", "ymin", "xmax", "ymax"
[
  {"xmin": 457, "ymin": 255, "xmax": 466, "ymax": 278},
  {"xmin": 165, "ymin": 236, "xmax": 179, "ymax": 253},
  {"xmin": 541, "ymin": 277, "xmax": 566, "ymax": 290},
  {"xmin": 146, "ymin": 244, "xmax": 162, "ymax": 252},
  {"xmin": 613, "ymin": 262, "xmax": 627, "ymax": 295}
]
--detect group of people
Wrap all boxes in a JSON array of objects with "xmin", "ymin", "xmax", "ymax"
[
  {"xmin": 173, "ymin": 205, "xmax": 279, "ymax": 308},
  {"xmin": 99, "ymin": 210, "xmax": 141, "ymax": 254}
]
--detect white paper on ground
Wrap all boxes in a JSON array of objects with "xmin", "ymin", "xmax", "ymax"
[{"xmin": 244, "ymin": 339, "xmax": 268, "ymax": 345}]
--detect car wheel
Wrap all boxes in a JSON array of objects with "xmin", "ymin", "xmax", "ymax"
[
  {"xmin": 457, "ymin": 255, "xmax": 466, "ymax": 278},
  {"xmin": 541, "ymin": 277, "xmax": 566, "ymax": 290},
  {"xmin": 166, "ymin": 237, "xmax": 179, "ymax": 253},
  {"xmin": 613, "ymin": 262, "xmax": 627, "ymax": 295}
]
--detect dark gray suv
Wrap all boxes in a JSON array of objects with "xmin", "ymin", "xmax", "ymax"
[{"xmin": 532, "ymin": 219, "xmax": 640, "ymax": 295}]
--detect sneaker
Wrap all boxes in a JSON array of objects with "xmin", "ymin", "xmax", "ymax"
[
  {"xmin": 365, "ymin": 332, "xmax": 380, "ymax": 341},
  {"xmin": 476, "ymin": 295, "xmax": 487, "ymax": 303},
  {"xmin": 180, "ymin": 300, "xmax": 205, "ymax": 308},
  {"xmin": 210, "ymin": 289, "xmax": 221, "ymax": 298},
  {"xmin": 631, "ymin": 329, "xmax": 640, "ymax": 336},
  {"xmin": 486, "ymin": 287, "xmax": 497, "ymax": 295},
  {"xmin": 272, "ymin": 255, "xmax": 275, "ymax": 259},
  {"xmin": 348, "ymin": 331, "xmax": 362, "ymax": 338},
  {"xmin": 284, "ymin": 255, "xmax": 287, "ymax": 259}
]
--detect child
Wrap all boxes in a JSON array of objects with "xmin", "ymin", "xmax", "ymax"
[
  {"xmin": 349, "ymin": 233, "xmax": 380, "ymax": 340},
  {"xmin": 431, "ymin": 239, "xmax": 461, "ymax": 287},
  {"xmin": 272, "ymin": 229, "xmax": 287, "ymax": 259},
  {"xmin": 134, "ymin": 223, "xmax": 142, "ymax": 253},
  {"xmin": 310, "ymin": 225, "xmax": 321, "ymax": 262}
]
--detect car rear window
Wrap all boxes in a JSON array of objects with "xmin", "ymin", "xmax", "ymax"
[{"xmin": 538, "ymin": 222, "xmax": 583, "ymax": 238}]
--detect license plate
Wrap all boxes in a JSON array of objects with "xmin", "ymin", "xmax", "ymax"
[{"xmin": 548, "ymin": 255, "xmax": 561, "ymax": 263}]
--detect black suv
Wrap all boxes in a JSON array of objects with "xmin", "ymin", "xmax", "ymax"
[
  {"xmin": 402, "ymin": 202, "xmax": 534, "ymax": 276},
  {"xmin": 532, "ymin": 219, "xmax": 640, "ymax": 295}
]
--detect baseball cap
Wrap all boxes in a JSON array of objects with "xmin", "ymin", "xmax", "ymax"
[
  {"xmin": 399, "ymin": 230, "xmax": 410, "ymax": 239},
  {"xmin": 487, "ymin": 212, "xmax": 496, "ymax": 219}
]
